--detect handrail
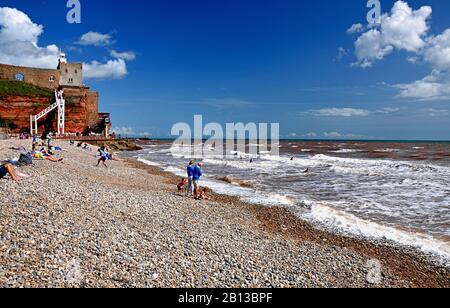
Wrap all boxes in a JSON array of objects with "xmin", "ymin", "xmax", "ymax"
[{"xmin": 30, "ymin": 90, "xmax": 65, "ymax": 135}]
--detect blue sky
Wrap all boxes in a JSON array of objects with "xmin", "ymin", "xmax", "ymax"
[{"xmin": 1, "ymin": 0, "xmax": 450, "ymax": 140}]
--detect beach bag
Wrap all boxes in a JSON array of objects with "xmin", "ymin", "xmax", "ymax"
[{"xmin": 18, "ymin": 153, "xmax": 33, "ymax": 165}]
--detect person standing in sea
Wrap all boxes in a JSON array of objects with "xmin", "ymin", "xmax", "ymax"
[
  {"xmin": 186, "ymin": 161, "xmax": 195, "ymax": 196},
  {"xmin": 193, "ymin": 163, "xmax": 203, "ymax": 200}
]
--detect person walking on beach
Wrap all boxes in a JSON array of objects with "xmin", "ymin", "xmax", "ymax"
[
  {"xmin": 186, "ymin": 160, "xmax": 195, "ymax": 196},
  {"xmin": 97, "ymin": 145, "xmax": 108, "ymax": 168},
  {"xmin": 32, "ymin": 134, "xmax": 38, "ymax": 149},
  {"xmin": 41, "ymin": 130, "xmax": 47, "ymax": 147},
  {"xmin": 193, "ymin": 163, "xmax": 203, "ymax": 200},
  {"xmin": 47, "ymin": 131, "xmax": 53, "ymax": 148}
]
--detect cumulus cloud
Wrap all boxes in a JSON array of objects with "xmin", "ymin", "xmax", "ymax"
[
  {"xmin": 0, "ymin": 7, "xmax": 59, "ymax": 68},
  {"xmin": 110, "ymin": 50, "xmax": 136, "ymax": 61},
  {"xmin": 350, "ymin": 1, "xmax": 450, "ymax": 101},
  {"xmin": 394, "ymin": 71, "xmax": 450, "ymax": 101},
  {"xmin": 424, "ymin": 29, "xmax": 450, "ymax": 71},
  {"xmin": 78, "ymin": 31, "xmax": 113, "ymax": 46},
  {"xmin": 83, "ymin": 59, "xmax": 128, "ymax": 80},
  {"xmin": 352, "ymin": 1, "xmax": 432, "ymax": 68},
  {"xmin": 0, "ymin": 7, "xmax": 132, "ymax": 81}
]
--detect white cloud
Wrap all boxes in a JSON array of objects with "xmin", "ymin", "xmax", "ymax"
[
  {"xmin": 111, "ymin": 50, "xmax": 136, "ymax": 61},
  {"xmin": 426, "ymin": 108, "xmax": 449, "ymax": 117},
  {"xmin": 407, "ymin": 56, "xmax": 420, "ymax": 64},
  {"xmin": 394, "ymin": 71, "xmax": 450, "ymax": 101},
  {"xmin": 424, "ymin": 29, "xmax": 450, "ymax": 71},
  {"xmin": 287, "ymin": 132, "xmax": 318, "ymax": 138},
  {"xmin": 350, "ymin": 1, "xmax": 450, "ymax": 101},
  {"xmin": 83, "ymin": 59, "xmax": 128, "ymax": 80},
  {"xmin": 112, "ymin": 127, "xmax": 151, "ymax": 136},
  {"xmin": 352, "ymin": 1, "xmax": 432, "ymax": 68},
  {"xmin": 305, "ymin": 108, "xmax": 371, "ymax": 117},
  {"xmin": 78, "ymin": 31, "xmax": 112, "ymax": 46},
  {"xmin": 0, "ymin": 8, "xmax": 132, "ymax": 81},
  {"xmin": 375, "ymin": 107, "xmax": 401, "ymax": 114},
  {"xmin": 323, "ymin": 132, "xmax": 365, "ymax": 139},
  {"xmin": 302, "ymin": 132, "xmax": 318, "ymax": 138},
  {"xmin": 304, "ymin": 107, "xmax": 401, "ymax": 117},
  {"xmin": 0, "ymin": 7, "xmax": 59, "ymax": 68},
  {"xmin": 335, "ymin": 47, "xmax": 349, "ymax": 61},
  {"xmin": 111, "ymin": 127, "xmax": 136, "ymax": 135},
  {"xmin": 347, "ymin": 23, "xmax": 364, "ymax": 35},
  {"xmin": 353, "ymin": 29, "xmax": 394, "ymax": 68}
]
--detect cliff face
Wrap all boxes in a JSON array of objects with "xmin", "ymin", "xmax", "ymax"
[
  {"xmin": 0, "ymin": 94, "xmax": 90, "ymax": 133},
  {"xmin": 0, "ymin": 95, "xmax": 53, "ymax": 133}
]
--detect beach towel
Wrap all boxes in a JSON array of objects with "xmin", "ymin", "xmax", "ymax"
[{"xmin": 32, "ymin": 153, "xmax": 45, "ymax": 160}]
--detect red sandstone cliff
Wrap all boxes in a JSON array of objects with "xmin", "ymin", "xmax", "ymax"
[{"xmin": 0, "ymin": 92, "xmax": 94, "ymax": 134}]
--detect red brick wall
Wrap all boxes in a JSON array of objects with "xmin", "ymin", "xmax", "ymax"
[{"xmin": 0, "ymin": 63, "xmax": 60, "ymax": 90}]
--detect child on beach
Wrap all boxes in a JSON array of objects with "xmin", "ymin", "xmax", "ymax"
[
  {"xmin": 199, "ymin": 188, "xmax": 211, "ymax": 201},
  {"xmin": 177, "ymin": 178, "xmax": 188, "ymax": 195}
]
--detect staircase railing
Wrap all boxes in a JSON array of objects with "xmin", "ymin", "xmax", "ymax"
[{"xmin": 30, "ymin": 90, "xmax": 65, "ymax": 136}]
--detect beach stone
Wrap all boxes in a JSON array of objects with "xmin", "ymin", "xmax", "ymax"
[{"xmin": 0, "ymin": 139, "xmax": 448, "ymax": 288}]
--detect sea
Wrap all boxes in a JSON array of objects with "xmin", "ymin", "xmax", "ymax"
[{"xmin": 123, "ymin": 139, "xmax": 450, "ymax": 265}]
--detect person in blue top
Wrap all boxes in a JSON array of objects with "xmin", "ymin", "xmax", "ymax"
[
  {"xmin": 186, "ymin": 161, "xmax": 195, "ymax": 196},
  {"xmin": 193, "ymin": 163, "xmax": 203, "ymax": 200}
]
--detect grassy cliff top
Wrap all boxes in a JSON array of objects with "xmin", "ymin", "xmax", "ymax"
[{"xmin": 0, "ymin": 80, "xmax": 53, "ymax": 97}]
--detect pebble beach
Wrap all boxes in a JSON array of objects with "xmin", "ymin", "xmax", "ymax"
[{"xmin": 0, "ymin": 139, "xmax": 448, "ymax": 288}]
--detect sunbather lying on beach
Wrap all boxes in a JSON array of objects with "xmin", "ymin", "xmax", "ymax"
[
  {"xmin": 32, "ymin": 149, "xmax": 63, "ymax": 163},
  {"xmin": 0, "ymin": 163, "xmax": 22, "ymax": 181}
]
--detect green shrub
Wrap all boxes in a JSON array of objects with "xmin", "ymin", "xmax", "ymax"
[{"xmin": 0, "ymin": 80, "xmax": 53, "ymax": 97}]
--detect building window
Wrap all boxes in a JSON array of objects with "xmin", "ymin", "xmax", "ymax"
[
  {"xmin": 49, "ymin": 75, "xmax": 55, "ymax": 82},
  {"xmin": 65, "ymin": 69, "xmax": 68, "ymax": 73},
  {"xmin": 15, "ymin": 73, "xmax": 24, "ymax": 81},
  {"xmin": 75, "ymin": 69, "xmax": 78, "ymax": 74},
  {"xmin": 69, "ymin": 78, "xmax": 73, "ymax": 84}
]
